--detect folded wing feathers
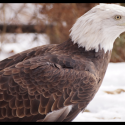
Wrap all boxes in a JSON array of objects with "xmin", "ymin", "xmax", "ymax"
[{"xmin": 0, "ymin": 52, "xmax": 97, "ymax": 121}]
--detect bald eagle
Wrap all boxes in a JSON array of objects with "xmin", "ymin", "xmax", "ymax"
[{"xmin": 0, "ymin": 3, "xmax": 125, "ymax": 122}]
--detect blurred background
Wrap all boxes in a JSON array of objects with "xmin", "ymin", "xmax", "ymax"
[{"xmin": 1, "ymin": 3, "xmax": 125, "ymax": 61}]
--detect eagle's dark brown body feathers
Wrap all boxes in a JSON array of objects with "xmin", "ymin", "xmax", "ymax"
[{"xmin": 0, "ymin": 39, "xmax": 111, "ymax": 122}]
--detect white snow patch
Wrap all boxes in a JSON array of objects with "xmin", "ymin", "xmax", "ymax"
[{"xmin": 0, "ymin": 33, "xmax": 50, "ymax": 60}]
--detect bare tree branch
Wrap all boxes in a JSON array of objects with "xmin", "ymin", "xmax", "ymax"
[{"xmin": 0, "ymin": 24, "xmax": 54, "ymax": 33}]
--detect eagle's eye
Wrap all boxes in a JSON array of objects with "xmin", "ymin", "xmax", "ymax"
[{"xmin": 114, "ymin": 15, "xmax": 122, "ymax": 20}]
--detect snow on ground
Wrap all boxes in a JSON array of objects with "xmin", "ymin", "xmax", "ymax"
[
  {"xmin": 0, "ymin": 33, "xmax": 50, "ymax": 61},
  {"xmin": 73, "ymin": 63, "xmax": 125, "ymax": 122}
]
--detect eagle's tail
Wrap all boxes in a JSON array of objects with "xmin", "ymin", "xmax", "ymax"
[{"xmin": 37, "ymin": 104, "xmax": 81, "ymax": 122}]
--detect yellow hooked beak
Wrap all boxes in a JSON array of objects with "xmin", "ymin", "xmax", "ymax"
[{"xmin": 118, "ymin": 23, "xmax": 125, "ymax": 26}]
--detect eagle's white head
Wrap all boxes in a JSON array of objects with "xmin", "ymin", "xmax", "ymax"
[{"xmin": 70, "ymin": 3, "xmax": 125, "ymax": 53}]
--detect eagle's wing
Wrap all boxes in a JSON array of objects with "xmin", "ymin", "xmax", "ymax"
[
  {"xmin": 0, "ymin": 55, "xmax": 97, "ymax": 122},
  {"xmin": 0, "ymin": 44, "xmax": 56, "ymax": 71}
]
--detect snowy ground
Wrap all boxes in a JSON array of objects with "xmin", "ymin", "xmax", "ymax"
[
  {"xmin": 73, "ymin": 63, "xmax": 125, "ymax": 122},
  {"xmin": 0, "ymin": 33, "xmax": 50, "ymax": 61}
]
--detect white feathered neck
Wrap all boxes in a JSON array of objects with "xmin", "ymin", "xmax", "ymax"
[{"xmin": 69, "ymin": 4, "xmax": 125, "ymax": 53}]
